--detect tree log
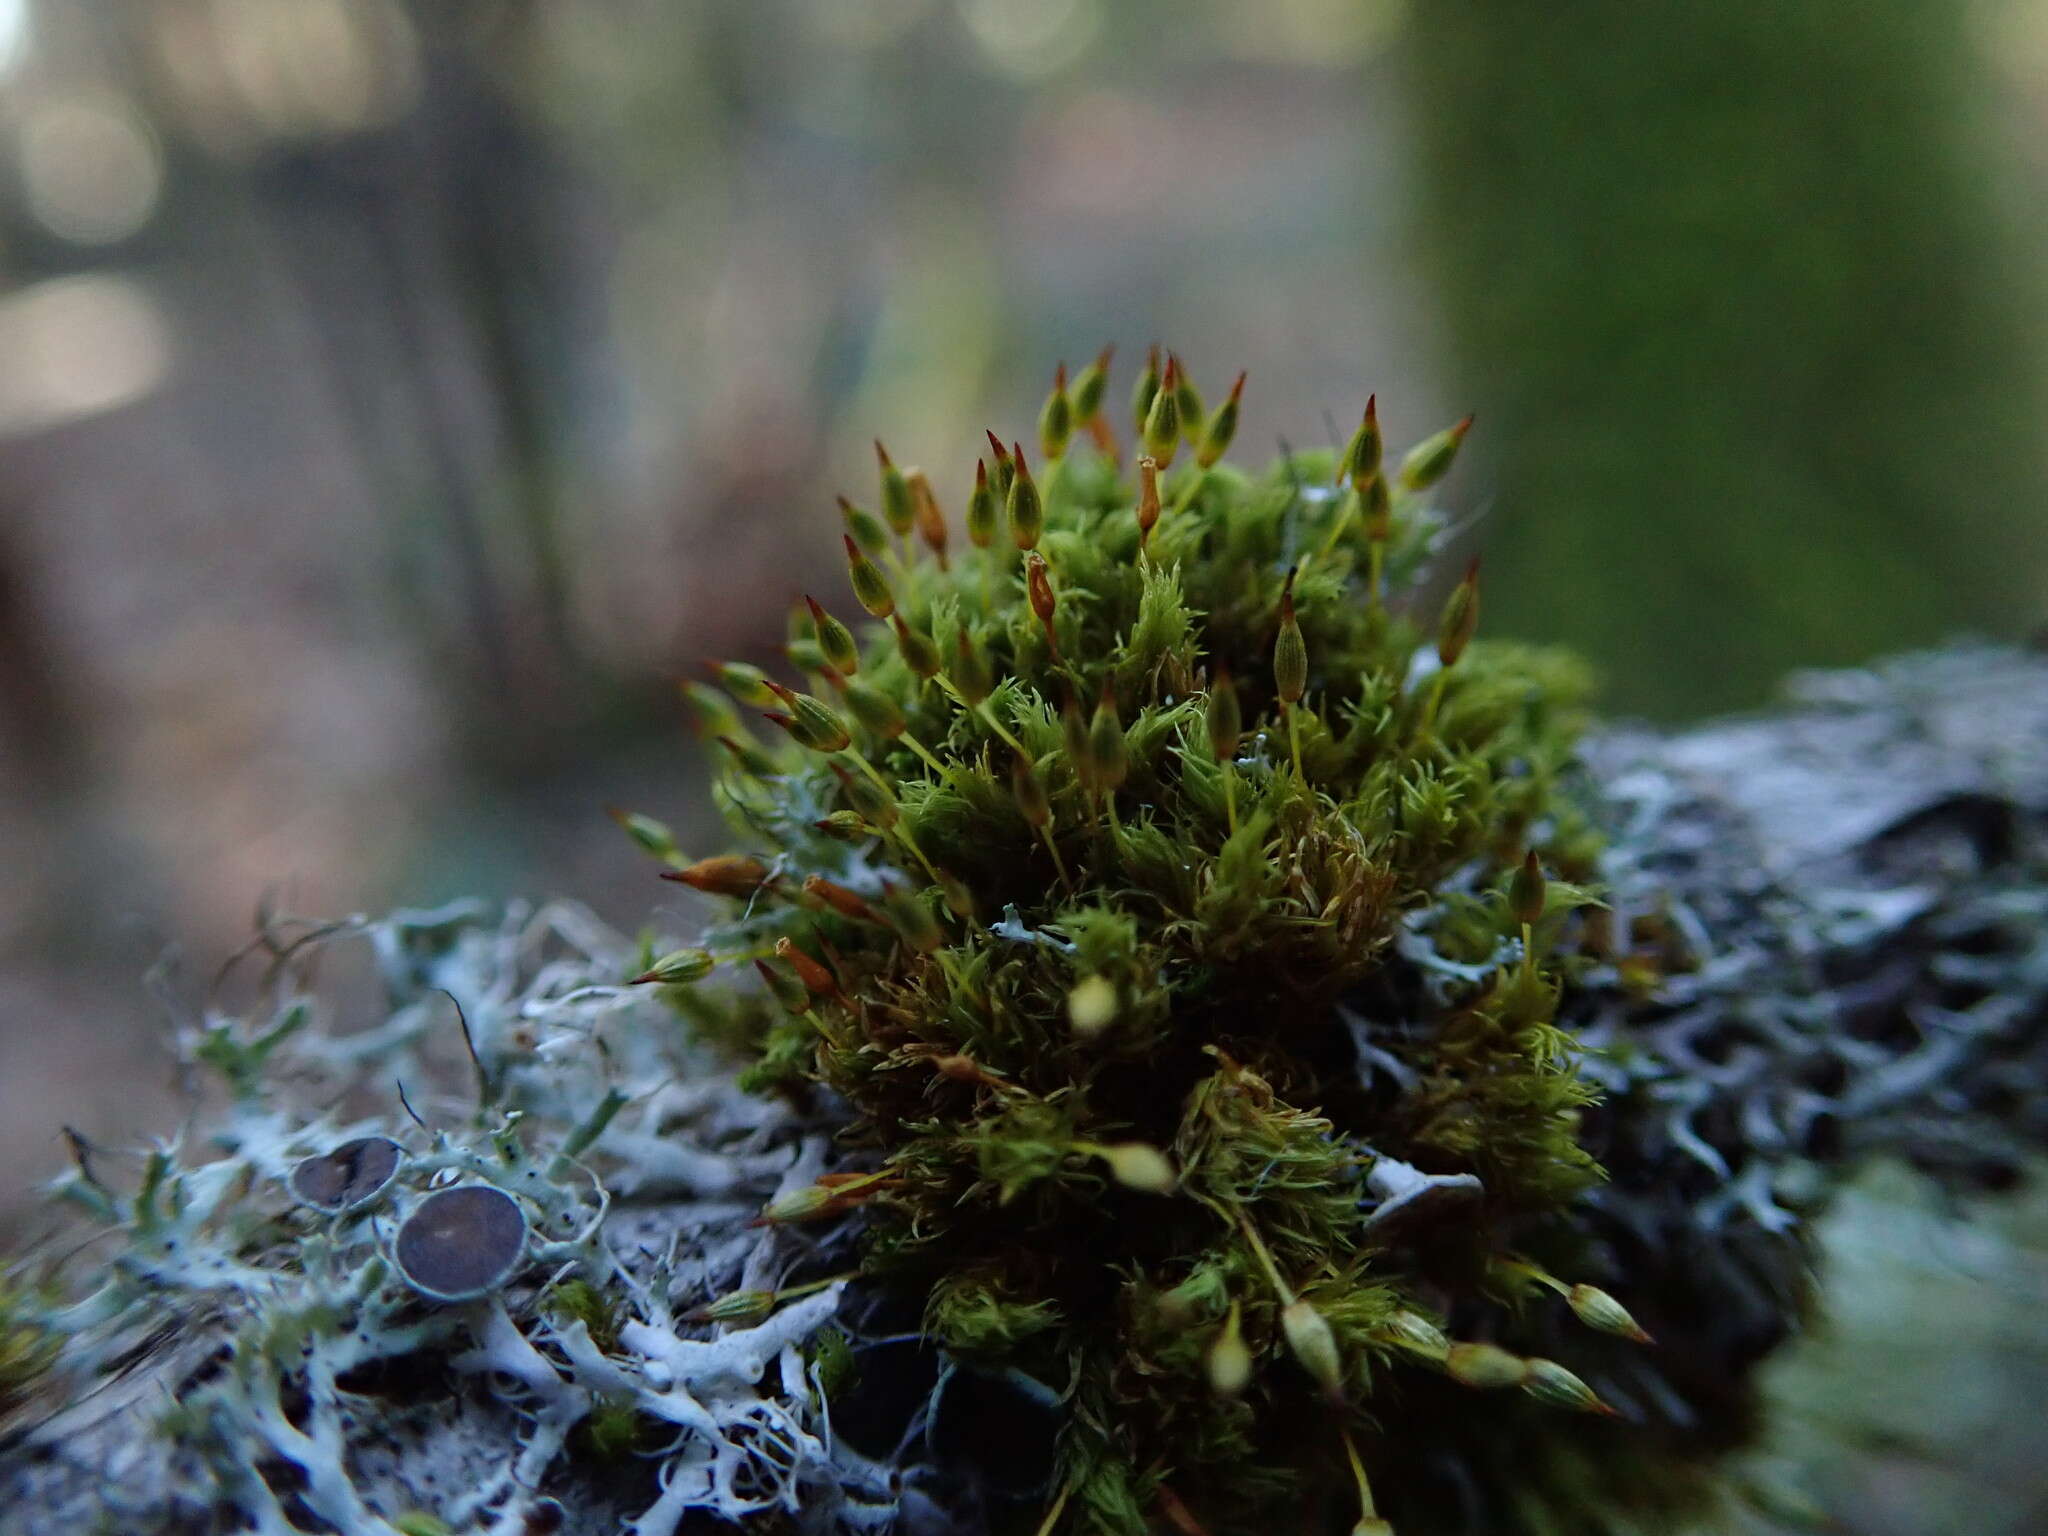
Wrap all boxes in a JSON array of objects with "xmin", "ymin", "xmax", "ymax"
[{"xmin": 3, "ymin": 645, "xmax": 2045, "ymax": 1535}]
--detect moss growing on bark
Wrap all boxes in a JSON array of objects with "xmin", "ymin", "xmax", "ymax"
[
  {"xmin": 652, "ymin": 357, "xmax": 1641, "ymax": 1530},
  {"xmin": 11, "ymin": 362, "xmax": 2048, "ymax": 1536}
]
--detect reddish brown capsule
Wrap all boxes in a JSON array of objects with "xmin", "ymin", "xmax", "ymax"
[
  {"xmin": 931, "ymin": 1053, "xmax": 986, "ymax": 1084},
  {"xmin": 804, "ymin": 874, "xmax": 877, "ymax": 923},
  {"xmin": 1025, "ymin": 553, "xmax": 1058, "ymax": 657},
  {"xmin": 660, "ymin": 854, "xmax": 771, "ymax": 897},
  {"xmin": 909, "ymin": 469, "xmax": 949, "ymax": 569},
  {"xmin": 774, "ymin": 937, "xmax": 837, "ymax": 995},
  {"xmin": 1136, "ymin": 456, "xmax": 1161, "ymax": 545}
]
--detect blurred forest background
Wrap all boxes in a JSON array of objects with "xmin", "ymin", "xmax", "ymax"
[
  {"xmin": 0, "ymin": 0, "xmax": 2045, "ymax": 1225},
  {"xmin": 1, "ymin": 2, "xmax": 2047, "ymax": 1526}
]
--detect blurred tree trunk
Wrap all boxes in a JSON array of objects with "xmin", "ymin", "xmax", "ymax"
[{"xmin": 1405, "ymin": 0, "xmax": 2048, "ymax": 718}]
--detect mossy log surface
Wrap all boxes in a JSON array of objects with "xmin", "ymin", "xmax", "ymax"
[{"xmin": 2, "ymin": 644, "xmax": 2045, "ymax": 1536}]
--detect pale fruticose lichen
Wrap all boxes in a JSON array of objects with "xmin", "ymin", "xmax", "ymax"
[{"xmin": 1, "ymin": 900, "xmax": 916, "ymax": 1535}]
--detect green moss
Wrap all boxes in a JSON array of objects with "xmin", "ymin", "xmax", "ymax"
[
  {"xmin": 543, "ymin": 1277, "xmax": 622, "ymax": 1353},
  {"xmin": 806, "ymin": 1326, "xmax": 858, "ymax": 1404},
  {"xmin": 578, "ymin": 1396, "xmax": 662, "ymax": 1462},
  {"xmin": 632, "ymin": 361, "xmax": 1637, "ymax": 1531},
  {"xmin": 0, "ymin": 1276, "xmax": 59, "ymax": 1422}
]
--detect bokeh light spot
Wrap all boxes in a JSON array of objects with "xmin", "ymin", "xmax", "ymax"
[
  {"xmin": 0, "ymin": 274, "xmax": 173, "ymax": 437},
  {"xmin": 959, "ymin": 0, "xmax": 1100, "ymax": 80},
  {"xmin": 18, "ymin": 88, "xmax": 163, "ymax": 245}
]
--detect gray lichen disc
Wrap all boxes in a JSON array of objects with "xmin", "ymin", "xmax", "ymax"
[
  {"xmin": 394, "ymin": 1184, "xmax": 529, "ymax": 1302},
  {"xmin": 287, "ymin": 1136, "xmax": 403, "ymax": 1214}
]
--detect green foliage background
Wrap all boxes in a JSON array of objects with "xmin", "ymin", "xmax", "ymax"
[{"xmin": 1408, "ymin": 0, "xmax": 2048, "ymax": 716}]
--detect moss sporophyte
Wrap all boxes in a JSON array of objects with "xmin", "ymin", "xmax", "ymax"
[{"xmin": 640, "ymin": 354, "xmax": 1636, "ymax": 1532}]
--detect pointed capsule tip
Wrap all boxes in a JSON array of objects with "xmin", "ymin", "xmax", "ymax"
[
  {"xmin": 1454, "ymin": 413, "xmax": 1475, "ymax": 438},
  {"xmin": 974, "ymin": 458, "xmax": 988, "ymax": 487},
  {"xmin": 1465, "ymin": 555, "xmax": 1482, "ymax": 583},
  {"xmin": 1095, "ymin": 342, "xmax": 1115, "ymax": 371},
  {"xmin": 1054, "ymin": 361, "xmax": 1067, "ymax": 387},
  {"xmin": 1228, "ymin": 370, "xmax": 1246, "ymax": 403},
  {"xmin": 1365, "ymin": 393, "xmax": 1378, "ymax": 420},
  {"xmin": 873, "ymin": 439, "xmax": 892, "ymax": 467}
]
